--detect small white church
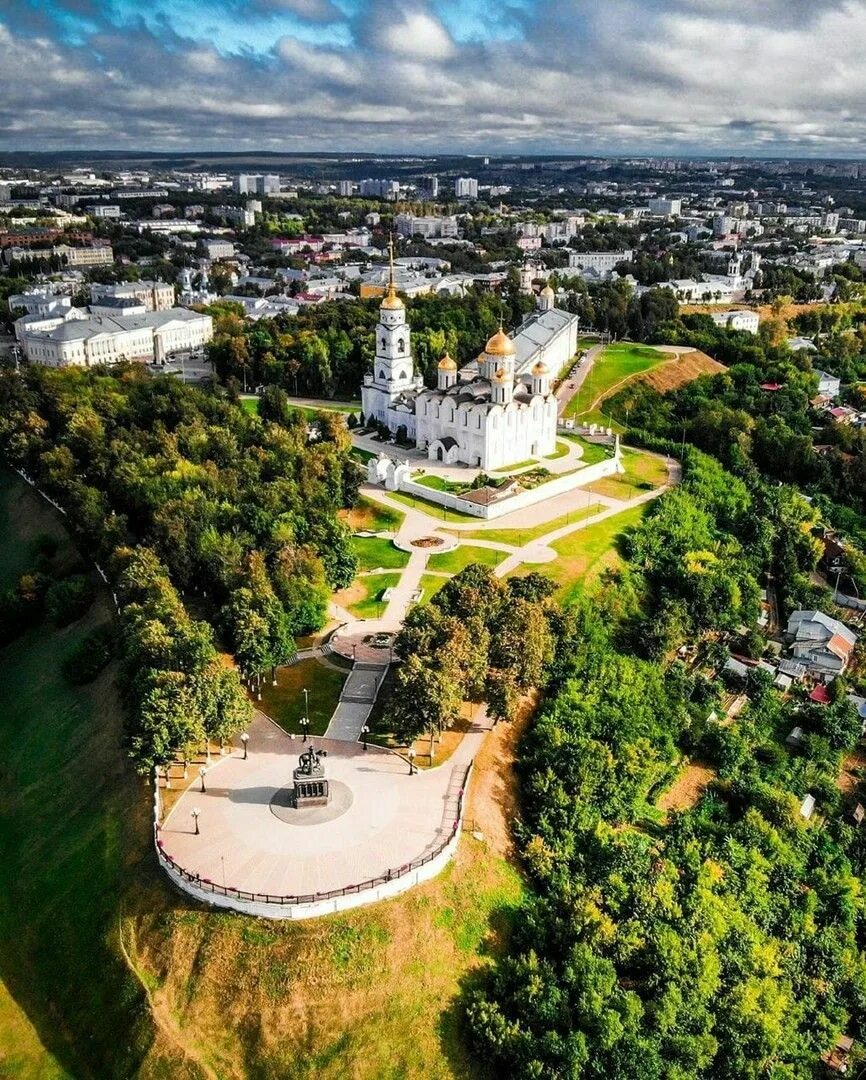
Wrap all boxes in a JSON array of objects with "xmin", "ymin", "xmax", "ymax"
[{"xmin": 361, "ymin": 268, "xmax": 579, "ymax": 471}]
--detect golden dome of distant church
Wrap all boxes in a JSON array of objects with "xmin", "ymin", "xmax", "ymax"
[{"xmin": 438, "ymin": 352, "xmax": 457, "ymax": 370}]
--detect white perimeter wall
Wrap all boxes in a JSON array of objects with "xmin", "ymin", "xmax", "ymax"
[{"xmin": 398, "ymin": 455, "xmax": 620, "ymax": 520}]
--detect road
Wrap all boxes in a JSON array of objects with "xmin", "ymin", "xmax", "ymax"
[{"xmin": 555, "ymin": 344, "xmax": 603, "ymax": 418}]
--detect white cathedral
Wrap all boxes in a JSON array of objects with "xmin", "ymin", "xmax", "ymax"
[{"xmin": 361, "ymin": 269, "xmax": 579, "ymax": 471}]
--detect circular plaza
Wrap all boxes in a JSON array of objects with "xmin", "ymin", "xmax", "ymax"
[{"xmin": 156, "ymin": 712, "xmax": 475, "ymax": 917}]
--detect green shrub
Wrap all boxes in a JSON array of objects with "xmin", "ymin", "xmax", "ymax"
[
  {"xmin": 61, "ymin": 624, "xmax": 114, "ymax": 685},
  {"xmin": 0, "ymin": 571, "xmax": 51, "ymax": 645},
  {"xmin": 45, "ymin": 574, "xmax": 95, "ymax": 627}
]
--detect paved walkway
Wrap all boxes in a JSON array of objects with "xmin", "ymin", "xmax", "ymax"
[{"xmin": 160, "ymin": 709, "xmax": 491, "ymax": 898}]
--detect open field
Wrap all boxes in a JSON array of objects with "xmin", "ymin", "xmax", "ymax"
[
  {"xmin": 657, "ymin": 762, "xmax": 717, "ymax": 818},
  {"xmin": 512, "ymin": 503, "xmax": 649, "ymax": 604},
  {"xmin": 564, "ymin": 343, "xmax": 669, "ymax": 419},
  {"xmin": 427, "ymin": 544, "xmax": 506, "ymax": 575},
  {"xmin": 257, "ymin": 657, "xmax": 347, "ymax": 736},
  {"xmin": 352, "ymin": 534, "xmax": 410, "ymax": 571}
]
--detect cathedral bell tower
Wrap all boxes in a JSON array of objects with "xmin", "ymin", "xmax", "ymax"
[{"xmin": 372, "ymin": 238, "xmax": 415, "ymax": 397}]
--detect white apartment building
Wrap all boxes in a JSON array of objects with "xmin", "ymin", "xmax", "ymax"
[
  {"xmin": 19, "ymin": 307, "xmax": 213, "ymax": 367},
  {"xmin": 56, "ymin": 244, "xmax": 114, "ymax": 267},
  {"xmin": 648, "ymin": 197, "xmax": 683, "ymax": 216},
  {"xmin": 203, "ymin": 240, "xmax": 235, "ymax": 260},
  {"xmin": 394, "ymin": 213, "xmax": 459, "ymax": 239},
  {"xmin": 86, "ymin": 204, "xmax": 121, "ymax": 219},
  {"xmin": 90, "ymin": 280, "xmax": 175, "ymax": 312},
  {"xmin": 338, "ymin": 181, "xmax": 354, "ymax": 197},
  {"xmin": 359, "ymin": 179, "xmax": 401, "ymax": 198},
  {"xmin": 710, "ymin": 309, "xmax": 760, "ymax": 334},
  {"xmin": 8, "ymin": 287, "xmax": 72, "ymax": 317},
  {"xmin": 454, "ymin": 177, "xmax": 479, "ymax": 199},
  {"xmin": 568, "ymin": 249, "xmax": 633, "ymax": 273}
]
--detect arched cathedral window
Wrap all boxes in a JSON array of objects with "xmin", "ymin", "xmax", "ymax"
[{"xmin": 397, "ymin": 338, "xmax": 405, "ymax": 353}]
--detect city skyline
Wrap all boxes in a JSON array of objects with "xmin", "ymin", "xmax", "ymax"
[{"xmin": 3, "ymin": 0, "xmax": 866, "ymax": 156}]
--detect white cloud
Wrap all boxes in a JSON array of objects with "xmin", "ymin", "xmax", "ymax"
[{"xmin": 2, "ymin": 0, "xmax": 866, "ymax": 153}]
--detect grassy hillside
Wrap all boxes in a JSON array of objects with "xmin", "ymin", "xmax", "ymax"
[{"xmin": 0, "ymin": 471, "xmax": 191, "ymax": 1079}]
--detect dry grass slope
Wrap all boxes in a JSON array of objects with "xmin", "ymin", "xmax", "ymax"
[{"xmin": 639, "ymin": 350, "xmax": 726, "ymax": 393}]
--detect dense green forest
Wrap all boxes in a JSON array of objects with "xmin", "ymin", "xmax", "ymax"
[
  {"xmin": 605, "ymin": 313, "xmax": 866, "ymax": 591},
  {"xmin": 204, "ymin": 286, "xmax": 536, "ymax": 398},
  {"xmin": 0, "ymin": 368, "xmax": 357, "ymax": 771},
  {"xmin": 462, "ymin": 448, "xmax": 866, "ymax": 1079}
]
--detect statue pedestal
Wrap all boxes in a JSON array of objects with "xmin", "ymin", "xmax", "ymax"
[{"xmin": 293, "ymin": 765, "xmax": 330, "ymax": 807}]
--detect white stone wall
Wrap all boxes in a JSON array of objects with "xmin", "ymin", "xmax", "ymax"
[
  {"xmin": 156, "ymin": 827, "xmax": 461, "ymax": 921},
  {"xmin": 398, "ymin": 452, "xmax": 625, "ymax": 520}
]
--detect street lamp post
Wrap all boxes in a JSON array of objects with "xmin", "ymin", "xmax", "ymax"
[
  {"xmin": 408, "ymin": 747, "xmax": 417, "ymax": 775},
  {"xmin": 199, "ymin": 765, "xmax": 207, "ymax": 792},
  {"xmin": 191, "ymin": 807, "xmax": 201, "ymax": 835},
  {"xmin": 361, "ymin": 724, "xmax": 370, "ymax": 751},
  {"xmin": 241, "ymin": 732, "xmax": 250, "ymax": 760}
]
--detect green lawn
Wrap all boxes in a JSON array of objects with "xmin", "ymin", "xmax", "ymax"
[
  {"xmin": 491, "ymin": 458, "xmax": 537, "ymax": 474},
  {"xmin": 351, "ymin": 535, "xmax": 410, "ymax": 571},
  {"xmin": 560, "ymin": 433, "xmax": 614, "ymax": 465},
  {"xmin": 240, "ymin": 397, "xmax": 260, "ymax": 415},
  {"xmin": 338, "ymin": 571, "xmax": 403, "ymax": 619},
  {"xmin": 512, "ymin": 504, "xmax": 649, "ymax": 604},
  {"xmin": 544, "ymin": 441, "xmax": 571, "ymax": 460},
  {"xmin": 257, "ymin": 657, "xmax": 347, "ymax": 736},
  {"xmin": 427, "ymin": 545, "xmax": 506, "ymax": 575},
  {"xmin": 415, "ymin": 474, "xmax": 468, "ymax": 494},
  {"xmin": 585, "ymin": 448, "xmax": 669, "ymax": 501},
  {"xmin": 564, "ymin": 343, "xmax": 668, "ymax": 420},
  {"xmin": 418, "ymin": 573, "xmax": 452, "ymax": 604},
  {"xmin": 349, "ymin": 447, "xmax": 376, "ymax": 465},
  {"xmin": 387, "ymin": 489, "xmax": 480, "ymax": 524}
]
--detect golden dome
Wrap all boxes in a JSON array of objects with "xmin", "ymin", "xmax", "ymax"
[
  {"xmin": 438, "ymin": 352, "xmax": 457, "ymax": 370},
  {"xmin": 381, "ymin": 283, "xmax": 404, "ymax": 310},
  {"xmin": 540, "ymin": 283, "xmax": 555, "ymax": 297},
  {"xmin": 485, "ymin": 328, "xmax": 516, "ymax": 357},
  {"xmin": 492, "ymin": 367, "xmax": 509, "ymax": 383},
  {"xmin": 532, "ymin": 360, "xmax": 549, "ymax": 375}
]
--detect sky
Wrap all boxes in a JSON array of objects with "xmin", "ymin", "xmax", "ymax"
[{"xmin": 1, "ymin": 0, "xmax": 866, "ymax": 156}]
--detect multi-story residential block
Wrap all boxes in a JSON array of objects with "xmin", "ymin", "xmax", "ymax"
[
  {"xmin": 202, "ymin": 239, "xmax": 235, "ymax": 260},
  {"xmin": 394, "ymin": 214, "xmax": 459, "ymax": 239},
  {"xmin": 454, "ymin": 177, "xmax": 478, "ymax": 199},
  {"xmin": 568, "ymin": 249, "xmax": 633, "ymax": 273},
  {"xmin": 648, "ymin": 196, "xmax": 682, "ymax": 216}
]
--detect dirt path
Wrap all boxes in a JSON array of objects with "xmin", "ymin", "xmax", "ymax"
[{"xmin": 465, "ymin": 690, "xmax": 539, "ymax": 861}]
